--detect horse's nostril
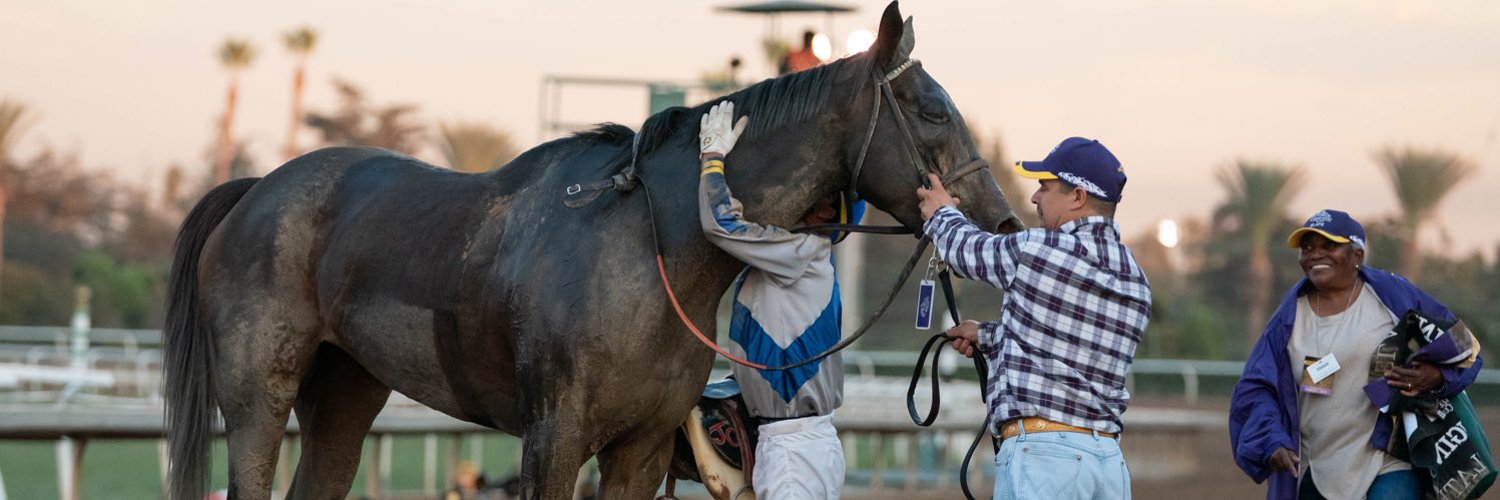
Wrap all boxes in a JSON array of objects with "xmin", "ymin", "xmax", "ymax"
[{"xmin": 997, "ymin": 216, "xmax": 1026, "ymax": 234}]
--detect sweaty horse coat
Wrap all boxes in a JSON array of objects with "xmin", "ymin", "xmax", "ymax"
[{"xmin": 162, "ymin": 3, "xmax": 1022, "ymax": 499}]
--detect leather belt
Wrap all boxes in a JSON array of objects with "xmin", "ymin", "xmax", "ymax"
[
  {"xmin": 1000, "ymin": 417, "xmax": 1117, "ymax": 439},
  {"xmin": 753, "ymin": 414, "xmax": 815, "ymax": 426}
]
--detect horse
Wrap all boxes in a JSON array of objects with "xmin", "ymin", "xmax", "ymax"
[{"xmin": 162, "ymin": 2, "xmax": 1023, "ymax": 498}]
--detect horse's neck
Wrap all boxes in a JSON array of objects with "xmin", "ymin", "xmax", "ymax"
[
  {"xmin": 642, "ymin": 126, "xmax": 844, "ymax": 299},
  {"xmin": 717, "ymin": 129, "xmax": 843, "ymax": 228}
]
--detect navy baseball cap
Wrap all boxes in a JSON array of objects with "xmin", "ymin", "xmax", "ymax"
[
  {"xmin": 1287, "ymin": 209, "xmax": 1367, "ymax": 249},
  {"xmin": 1014, "ymin": 137, "xmax": 1126, "ymax": 203}
]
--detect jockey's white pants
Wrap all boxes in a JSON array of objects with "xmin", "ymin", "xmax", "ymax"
[{"xmin": 753, "ymin": 414, "xmax": 844, "ymax": 500}]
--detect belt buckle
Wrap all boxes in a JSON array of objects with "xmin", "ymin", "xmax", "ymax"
[{"xmin": 566, "ymin": 184, "xmax": 582, "ymax": 195}]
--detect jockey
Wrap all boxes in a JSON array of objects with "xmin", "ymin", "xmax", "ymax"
[{"xmin": 697, "ymin": 101, "xmax": 860, "ymax": 499}]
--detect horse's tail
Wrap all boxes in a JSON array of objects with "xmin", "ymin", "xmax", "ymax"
[{"xmin": 163, "ymin": 177, "xmax": 259, "ymax": 500}]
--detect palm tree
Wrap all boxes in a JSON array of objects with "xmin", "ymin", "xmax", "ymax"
[
  {"xmin": 1373, "ymin": 146, "xmax": 1477, "ymax": 282},
  {"xmin": 282, "ymin": 27, "xmax": 318, "ymax": 160},
  {"xmin": 0, "ymin": 99, "xmax": 32, "ymax": 306},
  {"xmin": 1215, "ymin": 161, "xmax": 1305, "ymax": 343},
  {"xmin": 437, "ymin": 122, "xmax": 519, "ymax": 173},
  {"xmin": 215, "ymin": 38, "xmax": 256, "ymax": 185}
]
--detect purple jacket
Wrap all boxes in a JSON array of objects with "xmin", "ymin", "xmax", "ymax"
[{"xmin": 1228, "ymin": 266, "xmax": 1484, "ymax": 499}]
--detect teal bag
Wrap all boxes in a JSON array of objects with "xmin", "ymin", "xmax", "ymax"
[
  {"xmin": 1445, "ymin": 391, "xmax": 1495, "ymax": 499},
  {"xmin": 1381, "ymin": 311, "xmax": 1494, "ymax": 499},
  {"xmin": 1405, "ymin": 391, "xmax": 1495, "ymax": 499}
]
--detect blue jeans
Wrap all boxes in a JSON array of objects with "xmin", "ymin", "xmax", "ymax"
[
  {"xmin": 1299, "ymin": 469, "xmax": 1421, "ymax": 500},
  {"xmin": 993, "ymin": 426, "xmax": 1130, "ymax": 500}
]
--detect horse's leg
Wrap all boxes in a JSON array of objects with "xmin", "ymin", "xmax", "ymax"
[
  {"xmin": 285, "ymin": 344, "xmax": 391, "ymax": 499},
  {"xmin": 519, "ymin": 413, "xmax": 592, "ymax": 500},
  {"xmin": 596, "ymin": 426, "xmax": 678, "ymax": 499},
  {"xmin": 215, "ymin": 316, "xmax": 321, "ymax": 498}
]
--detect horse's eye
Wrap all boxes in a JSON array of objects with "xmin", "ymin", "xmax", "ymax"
[{"xmin": 921, "ymin": 110, "xmax": 949, "ymax": 123}]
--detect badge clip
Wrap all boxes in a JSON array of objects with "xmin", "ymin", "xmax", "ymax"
[{"xmin": 915, "ymin": 256, "xmax": 938, "ymax": 330}]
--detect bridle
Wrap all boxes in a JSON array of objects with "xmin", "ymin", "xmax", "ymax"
[
  {"xmin": 643, "ymin": 57, "xmax": 997, "ymax": 500},
  {"xmin": 848, "ymin": 58, "xmax": 991, "ymax": 201},
  {"xmin": 649, "ymin": 57, "xmax": 990, "ymax": 372}
]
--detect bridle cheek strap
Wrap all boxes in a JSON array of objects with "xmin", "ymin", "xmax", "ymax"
[{"xmin": 847, "ymin": 58, "xmax": 987, "ymax": 200}]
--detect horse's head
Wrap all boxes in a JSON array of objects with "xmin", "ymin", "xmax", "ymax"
[
  {"xmin": 671, "ymin": 1, "xmax": 1021, "ymax": 236},
  {"xmin": 839, "ymin": 1, "xmax": 1025, "ymax": 235}
]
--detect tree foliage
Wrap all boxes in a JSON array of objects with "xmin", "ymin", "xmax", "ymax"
[
  {"xmin": 282, "ymin": 26, "xmax": 319, "ymax": 160},
  {"xmin": 214, "ymin": 38, "xmax": 256, "ymax": 184},
  {"xmin": 437, "ymin": 122, "xmax": 518, "ymax": 173},
  {"xmin": 1211, "ymin": 161, "xmax": 1306, "ymax": 345},
  {"xmin": 1, "ymin": 89, "xmax": 1495, "ymax": 364},
  {"xmin": 304, "ymin": 80, "xmax": 425, "ymax": 154},
  {"xmin": 1373, "ymin": 145, "xmax": 1477, "ymax": 281},
  {"xmin": 1, "ymin": 147, "xmax": 172, "ymax": 327}
]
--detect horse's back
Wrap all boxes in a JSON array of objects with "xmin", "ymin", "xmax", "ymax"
[{"xmin": 198, "ymin": 141, "xmax": 649, "ymax": 429}]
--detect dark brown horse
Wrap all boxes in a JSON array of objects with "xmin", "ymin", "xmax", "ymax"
[{"xmin": 162, "ymin": 2, "xmax": 1022, "ymax": 498}]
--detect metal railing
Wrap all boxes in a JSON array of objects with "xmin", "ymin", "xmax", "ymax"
[
  {"xmin": 3, "ymin": 326, "xmax": 1495, "ymax": 498},
  {"xmin": 6, "ymin": 325, "xmax": 1500, "ymax": 404}
]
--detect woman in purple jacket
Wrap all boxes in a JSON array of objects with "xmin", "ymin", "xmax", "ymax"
[{"xmin": 1229, "ymin": 209, "xmax": 1483, "ymax": 499}]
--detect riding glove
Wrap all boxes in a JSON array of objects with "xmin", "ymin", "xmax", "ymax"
[{"xmin": 699, "ymin": 101, "xmax": 749, "ymax": 160}]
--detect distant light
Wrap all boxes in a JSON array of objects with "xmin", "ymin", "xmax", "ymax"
[
  {"xmin": 812, "ymin": 33, "xmax": 833, "ymax": 60},
  {"xmin": 845, "ymin": 29, "xmax": 875, "ymax": 54},
  {"xmin": 1157, "ymin": 220, "xmax": 1179, "ymax": 248}
]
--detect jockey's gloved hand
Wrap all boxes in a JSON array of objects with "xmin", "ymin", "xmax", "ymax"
[{"xmin": 699, "ymin": 101, "xmax": 749, "ymax": 162}]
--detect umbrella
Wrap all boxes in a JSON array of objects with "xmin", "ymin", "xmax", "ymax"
[
  {"xmin": 716, "ymin": 0, "xmax": 859, "ymax": 57},
  {"xmin": 716, "ymin": 0, "xmax": 856, "ymax": 14}
]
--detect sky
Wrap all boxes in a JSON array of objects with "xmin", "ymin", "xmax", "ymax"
[{"xmin": 4, "ymin": 0, "xmax": 1499, "ymax": 258}]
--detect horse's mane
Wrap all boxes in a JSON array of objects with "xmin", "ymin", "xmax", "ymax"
[{"xmin": 572, "ymin": 55, "xmax": 871, "ymax": 167}]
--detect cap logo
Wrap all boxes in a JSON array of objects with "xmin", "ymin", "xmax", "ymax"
[
  {"xmin": 1307, "ymin": 210, "xmax": 1333, "ymax": 228},
  {"xmin": 1057, "ymin": 171, "xmax": 1108, "ymax": 199}
]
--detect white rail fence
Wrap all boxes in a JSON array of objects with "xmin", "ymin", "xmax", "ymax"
[{"xmin": 6, "ymin": 326, "xmax": 1488, "ymax": 498}]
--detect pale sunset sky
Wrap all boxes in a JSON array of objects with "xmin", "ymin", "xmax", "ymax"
[{"xmin": 4, "ymin": 0, "xmax": 1499, "ymax": 258}]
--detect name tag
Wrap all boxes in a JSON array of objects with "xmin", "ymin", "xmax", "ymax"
[
  {"xmin": 1301, "ymin": 356, "xmax": 1338, "ymax": 395},
  {"xmin": 914, "ymin": 279, "xmax": 934, "ymax": 330},
  {"xmin": 1308, "ymin": 354, "xmax": 1341, "ymax": 383}
]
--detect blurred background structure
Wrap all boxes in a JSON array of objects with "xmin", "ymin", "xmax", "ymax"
[{"xmin": 2, "ymin": 0, "xmax": 1499, "ymax": 498}]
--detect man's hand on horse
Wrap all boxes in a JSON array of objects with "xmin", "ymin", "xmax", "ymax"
[
  {"xmin": 946, "ymin": 320, "xmax": 981, "ymax": 358},
  {"xmin": 916, "ymin": 174, "xmax": 960, "ymax": 220},
  {"xmin": 699, "ymin": 101, "xmax": 749, "ymax": 161}
]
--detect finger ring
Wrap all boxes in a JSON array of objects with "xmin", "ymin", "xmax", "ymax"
[{"xmin": 1407, "ymin": 382, "xmax": 1413, "ymax": 389}]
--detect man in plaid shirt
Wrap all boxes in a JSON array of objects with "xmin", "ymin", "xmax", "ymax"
[{"xmin": 916, "ymin": 136, "xmax": 1152, "ymax": 499}]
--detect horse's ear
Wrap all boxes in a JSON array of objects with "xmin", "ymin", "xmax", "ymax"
[
  {"xmin": 897, "ymin": 17, "xmax": 915, "ymax": 64},
  {"xmin": 872, "ymin": 1, "xmax": 906, "ymax": 70}
]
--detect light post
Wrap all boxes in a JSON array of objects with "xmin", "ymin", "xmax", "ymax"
[{"xmin": 69, "ymin": 285, "xmax": 91, "ymax": 370}]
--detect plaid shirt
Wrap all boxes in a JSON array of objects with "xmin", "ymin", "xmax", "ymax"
[{"xmin": 923, "ymin": 207, "xmax": 1152, "ymax": 434}]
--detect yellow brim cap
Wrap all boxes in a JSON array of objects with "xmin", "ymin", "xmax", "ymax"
[
  {"xmin": 1013, "ymin": 161, "xmax": 1058, "ymax": 180},
  {"xmin": 1286, "ymin": 227, "xmax": 1351, "ymax": 248}
]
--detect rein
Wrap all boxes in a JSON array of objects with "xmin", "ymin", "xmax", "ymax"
[
  {"xmin": 905, "ymin": 267, "xmax": 994, "ymax": 500},
  {"xmin": 643, "ymin": 59, "xmax": 988, "ymax": 372},
  {"xmin": 633, "ymin": 58, "xmax": 998, "ymax": 499}
]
